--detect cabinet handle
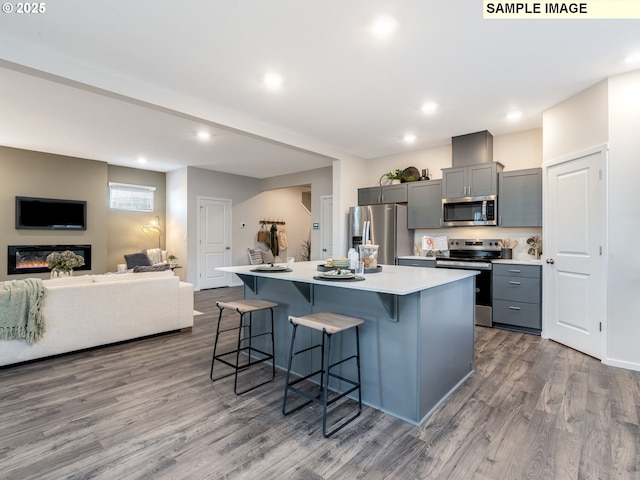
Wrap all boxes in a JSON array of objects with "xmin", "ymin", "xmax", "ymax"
[
  {"xmin": 508, "ymin": 281, "xmax": 521, "ymax": 285},
  {"xmin": 508, "ymin": 306, "xmax": 521, "ymax": 310},
  {"xmin": 508, "ymin": 269, "xmax": 521, "ymax": 273}
]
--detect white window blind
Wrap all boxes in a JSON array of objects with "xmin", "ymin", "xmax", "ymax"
[{"xmin": 109, "ymin": 182, "xmax": 155, "ymax": 212}]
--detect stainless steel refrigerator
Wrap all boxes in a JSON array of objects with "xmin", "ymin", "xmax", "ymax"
[{"xmin": 348, "ymin": 204, "xmax": 411, "ymax": 265}]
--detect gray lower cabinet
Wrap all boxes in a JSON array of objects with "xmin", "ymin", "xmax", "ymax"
[
  {"xmin": 498, "ymin": 168, "xmax": 542, "ymax": 227},
  {"xmin": 358, "ymin": 184, "xmax": 407, "ymax": 205},
  {"xmin": 492, "ymin": 263, "xmax": 542, "ymax": 334},
  {"xmin": 397, "ymin": 258, "xmax": 436, "ymax": 268},
  {"xmin": 407, "ymin": 180, "xmax": 442, "ymax": 228}
]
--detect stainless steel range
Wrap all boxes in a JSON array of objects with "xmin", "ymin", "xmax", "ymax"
[{"xmin": 435, "ymin": 239, "xmax": 502, "ymax": 327}]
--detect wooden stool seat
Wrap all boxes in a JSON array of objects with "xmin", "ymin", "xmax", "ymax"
[
  {"xmin": 289, "ymin": 312, "xmax": 365, "ymax": 334},
  {"xmin": 210, "ymin": 298, "xmax": 277, "ymax": 395},
  {"xmin": 283, "ymin": 312, "xmax": 363, "ymax": 437},
  {"xmin": 216, "ymin": 299, "xmax": 278, "ymax": 314}
]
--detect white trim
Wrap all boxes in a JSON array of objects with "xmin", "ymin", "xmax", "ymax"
[
  {"xmin": 603, "ymin": 357, "xmax": 640, "ymax": 372},
  {"xmin": 107, "ymin": 182, "xmax": 156, "ymax": 191},
  {"xmin": 541, "ymin": 143, "xmax": 608, "ymax": 168}
]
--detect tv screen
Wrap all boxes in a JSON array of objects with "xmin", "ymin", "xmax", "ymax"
[{"xmin": 16, "ymin": 196, "xmax": 87, "ymax": 230}]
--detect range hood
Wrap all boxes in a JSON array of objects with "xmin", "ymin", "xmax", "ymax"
[{"xmin": 451, "ymin": 130, "xmax": 493, "ymax": 167}]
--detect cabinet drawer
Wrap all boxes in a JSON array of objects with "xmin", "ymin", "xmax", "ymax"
[
  {"xmin": 493, "ymin": 276, "xmax": 540, "ymax": 303},
  {"xmin": 493, "ymin": 300, "xmax": 541, "ymax": 330},
  {"xmin": 493, "ymin": 263, "xmax": 541, "ymax": 279},
  {"xmin": 397, "ymin": 258, "xmax": 435, "ymax": 268}
]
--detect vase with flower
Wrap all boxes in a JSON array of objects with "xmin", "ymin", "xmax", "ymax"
[{"xmin": 47, "ymin": 250, "xmax": 85, "ymax": 278}]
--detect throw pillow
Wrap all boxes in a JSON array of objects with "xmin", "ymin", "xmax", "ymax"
[
  {"xmin": 124, "ymin": 252, "xmax": 151, "ymax": 269},
  {"xmin": 261, "ymin": 249, "xmax": 275, "ymax": 264},
  {"xmin": 133, "ymin": 264, "xmax": 171, "ymax": 273},
  {"xmin": 145, "ymin": 248, "xmax": 164, "ymax": 265}
]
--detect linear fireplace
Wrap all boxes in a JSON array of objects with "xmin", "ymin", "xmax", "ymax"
[{"xmin": 8, "ymin": 245, "xmax": 92, "ymax": 275}]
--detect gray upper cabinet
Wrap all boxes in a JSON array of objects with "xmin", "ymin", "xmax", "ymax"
[
  {"xmin": 442, "ymin": 162, "xmax": 503, "ymax": 198},
  {"xmin": 407, "ymin": 180, "xmax": 442, "ymax": 229},
  {"xmin": 498, "ymin": 168, "xmax": 542, "ymax": 227},
  {"xmin": 358, "ymin": 184, "xmax": 407, "ymax": 205}
]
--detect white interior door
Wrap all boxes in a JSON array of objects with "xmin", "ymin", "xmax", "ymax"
[
  {"xmin": 544, "ymin": 146, "xmax": 607, "ymax": 359},
  {"xmin": 198, "ymin": 197, "xmax": 231, "ymax": 290},
  {"xmin": 320, "ymin": 195, "xmax": 333, "ymax": 260}
]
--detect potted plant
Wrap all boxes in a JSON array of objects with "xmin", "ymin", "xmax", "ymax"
[
  {"xmin": 47, "ymin": 250, "xmax": 85, "ymax": 278},
  {"xmin": 167, "ymin": 254, "xmax": 178, "ymax": 265},
  {"xmin": 386, "ymin": 169, "xmax": 405, "ymax": 184}
]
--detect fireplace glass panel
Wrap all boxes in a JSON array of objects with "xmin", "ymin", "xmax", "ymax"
[{"xmin": 8, "ymin": 245, "xmax": 92, "ymax": 275}]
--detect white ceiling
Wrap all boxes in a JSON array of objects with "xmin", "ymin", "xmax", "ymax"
[{"xmin": 1, "ymin": 1, "xmax": 639, "ymax": 178}]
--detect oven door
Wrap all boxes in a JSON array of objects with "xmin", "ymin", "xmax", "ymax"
[
  {"xmin": 435, "ymin": 260, "xmax": 493, "ymax": 327},
  {"xmin": 441, "ymin": 195, "xmax": 497, "ymax": 227}
]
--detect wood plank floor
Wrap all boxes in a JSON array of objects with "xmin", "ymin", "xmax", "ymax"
[{"xmin": 1, "ymin": 286, "xmax": 638, "ymax": 479}]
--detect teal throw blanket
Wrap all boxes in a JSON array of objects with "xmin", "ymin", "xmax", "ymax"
[{"xmin": 0, "ymin": 278, "xmax": 46, "ymax": 344}]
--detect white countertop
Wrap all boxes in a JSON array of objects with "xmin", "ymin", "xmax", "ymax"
[
  {"xmin": 493, "ymin": 259, "xmax": 543, "ymax": 265},
  {"xmin": 218, "ymin": 261, "xmax": 478, "ymax": 296}
]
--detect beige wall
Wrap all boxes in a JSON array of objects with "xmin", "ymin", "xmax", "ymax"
[
  {"xmin": 543, "ymin": 80, "xmax": 609, "ymax": 160},
  {"xmin": 106, "ymin": 165, "xmax": 166, "ymax": 271},
  {"xmin": 362, "ymin": 128, "xmax": 543, "ymax": 188},
  {"xmin": 0, "ymin": 147, "xmax": 108, "ymax": 280},
  {"xmin": 0, "ymin": 147, "xmax": 168, "ymax": 279},
  {"xmin": 606, "ymin": 70, "xmax": 640, "ymax": 368}
]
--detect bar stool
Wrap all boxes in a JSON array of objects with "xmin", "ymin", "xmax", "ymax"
[
  {"xmin": 282, "ymin": 312, "xmax": 364, "ymax": 437},
  {"xmin": 210, "ymin": 298, "xmax": 277, "ymax": 395}
]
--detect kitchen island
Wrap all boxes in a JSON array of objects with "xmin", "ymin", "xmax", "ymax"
[{"xmin": 217, "ymin": 261, "xmax": 478, "ymax": 425}]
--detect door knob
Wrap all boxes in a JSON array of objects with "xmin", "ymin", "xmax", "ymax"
[
  {"xmin": 546, "ymin": 258, "xmax": 555, "ymax": 264},
  {"xmin": 225, "ymin": 246, "xmax": 230, "ymax": 250}
]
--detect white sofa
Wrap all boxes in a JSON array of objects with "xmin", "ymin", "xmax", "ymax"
[{"xmin": 0, "ymin": 271, "xmax": 194, "ymax": 367}]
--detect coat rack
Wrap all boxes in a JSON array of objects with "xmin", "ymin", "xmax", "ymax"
[{"xmin": 259, "ymin": 219, "xmax": 286, "ymax": 225}]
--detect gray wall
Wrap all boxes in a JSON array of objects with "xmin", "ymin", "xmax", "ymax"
[{"xmin": 167, "ymin": 165, "xmax": 332, "ymax": 288}]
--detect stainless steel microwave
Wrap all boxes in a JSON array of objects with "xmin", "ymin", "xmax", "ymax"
[{"xmin": 442, "ymin": 195, "xmax": 497, "ymax": 227}]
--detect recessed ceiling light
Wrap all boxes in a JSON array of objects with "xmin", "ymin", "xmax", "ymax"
[
  {"xmin": 421, "ymin": 102, "xmax": 438, "ymax": 114},
  {"xmin": 506, "ymin": 111, "xmax": 522, "ymax": 121},
  {"xmin": 197, "ymin": 131, "xmax": 211, "ymax": 141},
  {"xmin": 137, "ymin": 157, "xmax": 147, "ymax": 164},
  {"xmin": 371, "ymin": 16, "xmax": 397, "ymax": 37},
  {"xmin": 263, "ymin": 73, "xmax": 283, "ymax": 90},
  {"xmin": 624, "ymin": 52, "xmax": 640, "ymax": 64},
  {"xmin": 403, "ymin": 134, "xmax": 417, "ymax": 143}
]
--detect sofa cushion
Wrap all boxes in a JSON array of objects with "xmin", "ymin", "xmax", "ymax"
[
  {"xmin": 42, "ymin": 275, "xmax": 94, "ymax": 287},
  {"xmin": 124, "ymin": 252, "xmax": 151, "ymax": 269},
  {"xmin": 93, "ymin": 270, "xmax": 174, "ymax": 283}
]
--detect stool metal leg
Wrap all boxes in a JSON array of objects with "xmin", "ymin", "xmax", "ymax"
[
  {"xmin": 209, "ymin": 305, "xmax": 225, "ymax": 381},
  {"xmin": 282, "ymin": 321, "xmax": 363, "ymax": 438},
  {"xmin": 321, "ymin": 331, "xmax": 332, "ymax": 437},
  {"xmin": 211, "ymin": 304, "xmax": 276, "ymax": 395},
  {"xmin": 282, "ymin": 323, "xmax": 298, "ymax": 414}
]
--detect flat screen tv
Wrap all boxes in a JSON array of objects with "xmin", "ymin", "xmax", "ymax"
[{"xmin": 15, "ymin": 196, "xmax": 87, "ymax": 230}]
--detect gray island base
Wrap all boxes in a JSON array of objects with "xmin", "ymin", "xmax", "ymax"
[{"xmin": 217, "ymin": 261, "xmax": 478, "ymax": 425}]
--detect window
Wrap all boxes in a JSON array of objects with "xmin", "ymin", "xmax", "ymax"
[{"xmin": 109, "ymin": 182, "xmax": 155, "ymax": 212}]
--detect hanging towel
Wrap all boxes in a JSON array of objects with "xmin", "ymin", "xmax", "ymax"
[
  {"xmin": 0, "ymin": 278, "xmax": 46, "ymax": 344},
  {"xmin": 270, "ymin": 223, "xmax": 279, "ymax": 257},
  {"xmin": 277, "ymin": 225, "xmax": 288, "ymax": 250}
]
